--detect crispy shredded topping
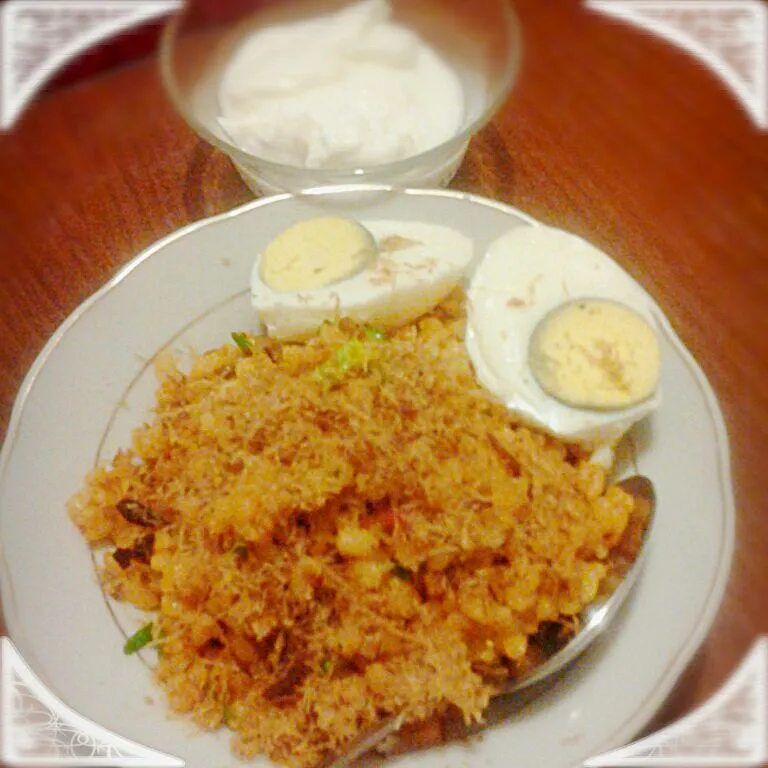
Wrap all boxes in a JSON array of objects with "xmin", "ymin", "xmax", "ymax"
[{"xmin": 68, "ymin": 291, "xmax": 636, "ymax": 768}]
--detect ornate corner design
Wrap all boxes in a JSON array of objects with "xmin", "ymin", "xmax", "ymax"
[
  {"xmin": 585, "ymin": 637, "xmax": 768, "ymax": 766},
  {"xmin": 0, "ymin": 638, "xmax": 184, "ymax": 766},
  {"xmin": 0, "ymin": 0, "xmax": 182, "ymax": 129},
  {"xmin": 586, "ymin": 1, "xmax": 768, "ymax": 129}
]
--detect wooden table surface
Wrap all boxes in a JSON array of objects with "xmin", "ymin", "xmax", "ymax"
[{"xmin": 0, "ymin": 0, "xmax": 766, "ymax": 753}]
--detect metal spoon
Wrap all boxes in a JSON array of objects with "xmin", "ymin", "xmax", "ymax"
[{"xmin": 318, "ymin": 474, "xmax": 656, "ymax": 768}]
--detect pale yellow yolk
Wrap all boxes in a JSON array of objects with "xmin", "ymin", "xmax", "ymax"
[
  {"xmin": 260, "ymin": 217, "xmax": 378, "ymax": 292},
  {"xmin": 529, "ymin": 299, "xmax": 661, "ymax": 410}
]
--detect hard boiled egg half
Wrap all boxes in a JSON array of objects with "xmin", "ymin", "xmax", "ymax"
[
  {"xmin": 466, "ymin": 225, "xmax": 662, "ymax": 452},
  {"xmin": 251, "ymin": 217, "xmax": 474, "ymax": 338}
]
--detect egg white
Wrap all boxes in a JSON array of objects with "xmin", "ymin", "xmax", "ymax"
[
  {"xmin": 251, "ymin": 220, "xmax": 475, "ymax": 338},
  {"xmin": 465, "ymin": 225, "xmax": 662, "ymax": 449}
]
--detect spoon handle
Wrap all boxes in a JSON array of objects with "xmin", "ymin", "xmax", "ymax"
[{"xmin": 317, "ymin": 715, "xmax": 401, "ymax": 768}]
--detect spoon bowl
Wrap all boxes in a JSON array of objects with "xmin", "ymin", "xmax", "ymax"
[
  {"xmin": 503, "ymin": 473, "xmax": 655, "ymax": 694},
  {"xmin": 318, "ymin": 474, "xmax": 656, "ymax": 768}
]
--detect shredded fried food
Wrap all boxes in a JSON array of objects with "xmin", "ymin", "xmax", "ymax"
[{"xmin": 68, "ymin": 292, "xmax": 636, "ymax": 768}]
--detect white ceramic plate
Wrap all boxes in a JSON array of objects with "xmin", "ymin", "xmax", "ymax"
[{"xmin": 0, "ymin": 187, "xmax": 735, "ymax": 768}]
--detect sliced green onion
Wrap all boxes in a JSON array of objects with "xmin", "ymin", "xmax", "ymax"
[
  {"xmin": 313, "ymin": 331, "xmax": 386, "ymax": 386},
  {"xmin": 335, "ymin": 343, "xmax": 352, "ymax": 373},
  {"xmin": 231, "ymin": 332, "xmax": 254, "ymax": 355},
  {"xmin": 363, "ymin": 326, "xmax": 387, "ymax": 342},
  {"xmin": 124, "ymin": 623, "xmax": 153, "ymax": 655},
  {"xmin": 320, "ymin": 658, "xmax": 331, "ymax": 674}
]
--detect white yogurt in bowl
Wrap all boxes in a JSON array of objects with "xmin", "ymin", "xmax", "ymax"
[
  {"xmin": 160, "ymin": 0, "xmax": 522, "ymax": 195},
  {"xmin": 218, "ymin": 0, "xmax": 466, "ymax": 170}
]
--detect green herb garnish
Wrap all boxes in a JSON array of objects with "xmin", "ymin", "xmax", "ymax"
[
  {"xmin": 231, "ymin": 332, "xmax": 255, "ymax": 355},
  {"xmin": 123, "ymin": 623, "xmax": 153, "ymax": 655},
  {"xmin": 222, "ymin": 705, "xmax": 232, "ymax": 726},
  {"xmin": 363, "ymin": 326, "xmax": 387, "ymax": 342},
  {"xmin": 319, "ymin": 658, "xmax": 331, "ymax": 674},
  {"xmin": 314, "ymin": 334, "xmax": 385, "ymax": 387}
]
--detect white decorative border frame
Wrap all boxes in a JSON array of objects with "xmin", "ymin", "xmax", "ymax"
[
  {"xmin": 585, "ymin": 637, "xmax": 768, "ymax": 766},
  {"xmin": 0, "ymin": 0, "xmax": 182, "ymax": 129},
  {"xmin": 0, "ymin": 0, "xmax": 765, "ymax": 765},
  {"xmin": 0, "ymin": 637, "xmax": 184, "ymax": 766},
  {"xmin": 586, "ymin": 1, "xmax": 768, "ymax": 129},
  {"xmin": 1, "ymin": 633, "xmax": 766, "ymax": 766}
]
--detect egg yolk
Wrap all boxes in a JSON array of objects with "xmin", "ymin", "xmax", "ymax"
[
  {"xmin": 260, "ymin": 217, "xmax": 378, "ymax": 292},
  {"xmin": 529, "ymin": 299, "xmax": 661, "ymax": 410}
]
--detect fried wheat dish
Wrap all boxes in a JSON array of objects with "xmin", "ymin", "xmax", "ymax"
[{"xmin": 69, "ymin": 293, "xmax": 641, "ymax": 768}]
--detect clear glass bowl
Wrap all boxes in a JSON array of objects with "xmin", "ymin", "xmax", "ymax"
[{"xmin": 160, "ymin": 0, "xmax": 522, "ymax": 196}]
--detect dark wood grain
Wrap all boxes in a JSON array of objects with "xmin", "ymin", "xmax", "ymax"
[{"xmin": 0, "ymin": 0, "xmax": 766, "ymax": 750}]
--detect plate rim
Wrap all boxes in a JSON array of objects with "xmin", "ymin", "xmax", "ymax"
[{"xmin": 0, "ymin": 184, "xmax": 736, "ymax": 765}]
